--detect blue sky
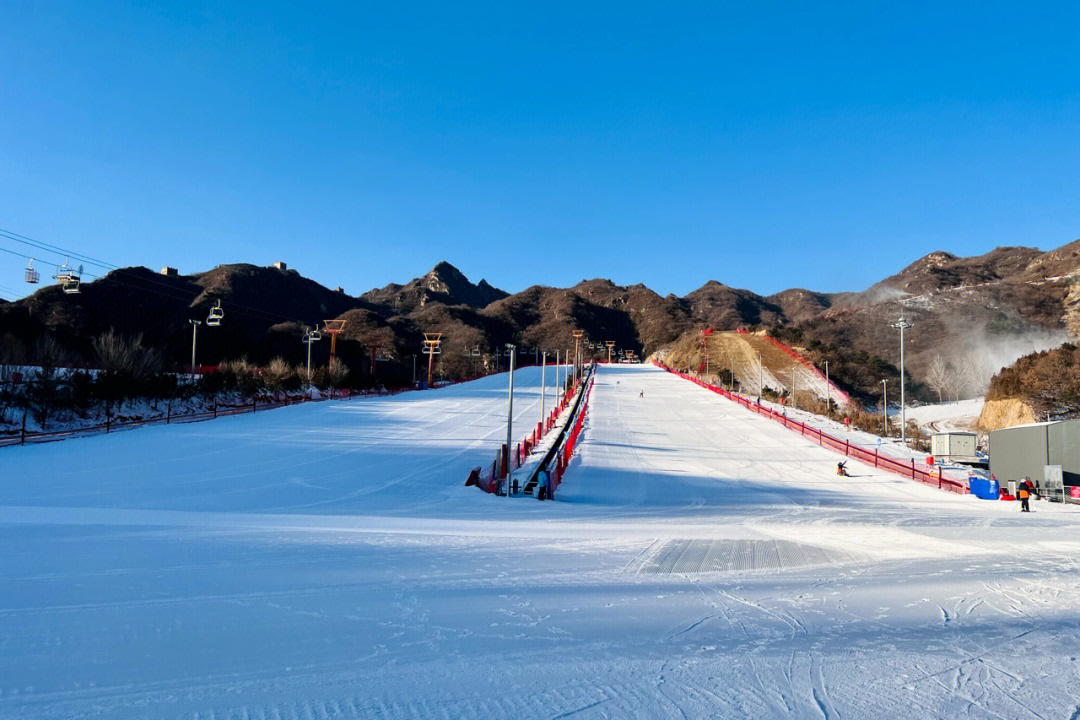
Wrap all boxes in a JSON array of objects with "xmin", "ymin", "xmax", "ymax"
[{"xmin": 2, "ymin": 1, "xmax": 1079, "ymax": 302}]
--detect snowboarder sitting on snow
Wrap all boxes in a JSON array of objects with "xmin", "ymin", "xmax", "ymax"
[{"xmin": 836, "ymin": 461, "xmax": 849, "ymax": 477}]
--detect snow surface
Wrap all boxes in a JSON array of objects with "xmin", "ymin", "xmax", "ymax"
[
  {"xmin": 904, "ymin": 398, "xmax": 986, "ymax": 432},
  {"xmin": 2, "ymin": 364, "xmax": 1079, "ymax": 719}
]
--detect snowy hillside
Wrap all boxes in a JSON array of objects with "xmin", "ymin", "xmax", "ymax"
[{"xmin": 1, "ymin": 364, "xmax": 1078, "ymax": 719}]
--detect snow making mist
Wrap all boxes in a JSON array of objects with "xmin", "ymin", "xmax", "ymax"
[{"xmin": 960, "ymin": 328, "xmax": 1068, "ymax": 392}]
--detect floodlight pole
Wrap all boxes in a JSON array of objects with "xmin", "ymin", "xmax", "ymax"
[
  {"xmin": 892, "ymin": 313, "xmax": 913, "ymax": 446},
  {"xmin": 758, "ymin": 352, "xmax": 763, "ymax": 398},
  {"xmin": 572, "ymin": 330, "xmax": 583, "ymax": 382},
  {"xmin": 881, "ymin": 379, "xmax": 889, "ymax": 437},
  {"xmin": 189, "ymin": 320, "xmax": 201, "ymax": 378},
  {"xmin": 505, "ymin": 344, "xmax": 516, "ymax": 496},
  {"xmin": 540, "ymin": 351, "xmax": 547, "ymax": 422},
  {"xmin": 825, "ymin": 360, "xmax": 830, "ymax": 416}
]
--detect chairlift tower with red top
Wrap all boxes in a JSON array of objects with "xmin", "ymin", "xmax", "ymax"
[
  {"xmin": 422, "ymin": 333, "xmax": 442, "ymax": 387},
  {"xmin": 322, "ymin": 319, "xmax": 347, "ymax": 362}
]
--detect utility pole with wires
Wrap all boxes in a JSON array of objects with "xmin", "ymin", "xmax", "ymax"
[{"xmin": 422, "ymin": 334, "xmax": 442, "ymax": 387}]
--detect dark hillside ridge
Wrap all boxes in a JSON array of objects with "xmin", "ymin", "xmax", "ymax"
[{"xmin": 2, "ymin": 240, "xmax": 1078, "ymax": 395}]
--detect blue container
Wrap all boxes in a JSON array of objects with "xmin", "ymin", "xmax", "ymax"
[{"xmin": 968, "ymin": 477, "xmax": 1000, "ymax": 500}]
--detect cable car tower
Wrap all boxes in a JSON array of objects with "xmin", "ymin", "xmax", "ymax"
[
  {"xmin": 422, "ymin": 333, "xmax": 442, "ymax": 387},
  {"xmin": 605, "ymin": 340, "xmax": 615, "ymax": 363},
  {"xmin": 322, "ymin": 319, "xmax": 347, "ymax": 361},
  {"xmin": 302, "ymin": 326, "xmax": 322, "ymax": 383}
]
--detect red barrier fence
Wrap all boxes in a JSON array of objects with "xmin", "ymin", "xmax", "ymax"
[
  {"xmin": 653, "ymin": 361, "xmax": 968, "ymax": 495},
  {"xmin": 550, "ymin": 375, "xmax": 595, "ymax": 491},
  {"xmin": 761, "ymin": 333, "xmax": 852, "ymax": 406},
  {"xmin": 468, "ymin": 377, "xmax": 585, "ymax": 494}
]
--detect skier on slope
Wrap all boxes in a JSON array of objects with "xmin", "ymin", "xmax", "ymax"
[{"xmin": 836, "ymin": 461, "xmax": 849, "ymax": 477}]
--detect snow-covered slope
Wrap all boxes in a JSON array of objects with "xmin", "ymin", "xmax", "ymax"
[
  {"xmin": 904, "ymin": 397, "xmax": 986, "ymax": 432},
  {"xmin": 2, "ymin": 364, "xmax": 1078, "ymax": 719}
]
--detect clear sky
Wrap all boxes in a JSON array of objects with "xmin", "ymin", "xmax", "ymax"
[{"xmin": 2, "ymin": 1, "xmax": 1079, "ymax": 303}]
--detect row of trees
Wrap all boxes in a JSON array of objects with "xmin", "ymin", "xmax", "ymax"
[{"xmin": 0, "ymin": 331, "xmax": 353, "ymax": 431}]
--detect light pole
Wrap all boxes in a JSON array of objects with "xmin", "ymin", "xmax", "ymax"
[
  {"xmin": 757, "ymin": 351, "xmax": 763, "ymax": 398},
  {"xmin": 505, "ymin": 344, "xmax": 516, "ymax": 496},
  {"xmin": 540, "ymin": 351, "xmax": 547, "ymax": 423},
  {"xmin": 701, "ymin": 328, "xmax": 712, "ymax": 377},
  {"xmin": 572, "ymin": 331, "xmax": 583, "ymax": 382},
  {"xmin": 892, "ymin": 313, "xmax": 913, "ymax": 446},
  {"xmin": 825, "ymin": 360, "xmax": 830, "ymax": 416},
  {"xmin": 189, "ymin": 319, "xmax": 201, "ymax": 378},
  {"xmin": 881, "ymin": 379, "xmax": 889, "ymax": 437}
]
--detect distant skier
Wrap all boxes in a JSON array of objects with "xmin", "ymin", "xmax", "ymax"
[
  {"xmin": 639, "ymin": 390, "xmax": 644, "ymax": 398},
  {"xmin": 836, "ymin": 461, "xmax": 849, "ymax": 477}
]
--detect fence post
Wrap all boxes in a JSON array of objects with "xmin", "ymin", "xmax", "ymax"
[
  {"xmin": 213, "ymin": 399, "xmax": 217, "ymax": 418},
  {"xmin": 937, "ymin": 466, "xmax": 942, "ymax": 488},
  {"xmin": 845, "ymin": 439, "xmax": 850, "ymax": 456},
  {"xmin": 21, "ymin": 409, "xmax": 27, "ymax": 445},
  {"xmin": 167, "ymin": 402, "xmax": 171, "ymax": 424},
  {"xmin": 253, "ymin": 397, "xmax": 257, "ymax": 413},
  {"xmin": 911, "ymin": 459, "xmax": 915, "ymax": 479},
  {"xmin": 873, "ymin": 448, "xmax": 878, "ymax": 467}
]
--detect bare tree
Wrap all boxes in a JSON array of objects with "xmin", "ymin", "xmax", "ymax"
[
  {"xmin": 326, "ymin": 357, "xmax": 349, "ymax": 389},
  {"xmin": 925, "ymin": 355, "xmax": 950, "ymax": 403},
  {"xmin": 953, "ymin": 360, "xmax": 975, "ymax": 401},
  {"xmin": 263, "ymin": 357, "xmax": 293, "ymax": 397},
  {"xmin": 93, "ymin": 330, "xmax": 161, "ymax": 381}
]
